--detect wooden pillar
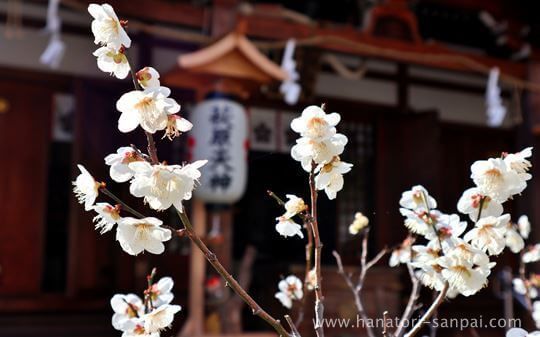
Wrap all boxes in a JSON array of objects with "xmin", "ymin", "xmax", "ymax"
[
  {"xmin": 211, "ymin": 0, "xmax": 239, "ymax": 37},
  {"xmin": 397, "ymin": 62, "xmax": 409, "ymax": 113}
]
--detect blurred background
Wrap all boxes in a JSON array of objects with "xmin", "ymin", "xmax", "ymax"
[{"xmin": 0, "ymin": 0, "xmax": 539, "ymax": 336}]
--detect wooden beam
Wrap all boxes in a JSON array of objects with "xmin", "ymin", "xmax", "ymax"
[
  {"xmin": 69, "ymin": 0, "xmax": 206, "ymax": 29},
  {"xmin": 245, "ymin": 19, "xmax": 528, "ymax": 79},
  {"xmin": 11, "ymin": 1, "xmax": 532, "ymax": 81}
]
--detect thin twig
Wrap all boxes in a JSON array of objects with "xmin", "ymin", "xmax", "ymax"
[
  {"xmin": 100, "ymin": 187, "xmax": 146, "ymax": 218},
  {"xmin": 144, "ymin": 131, "xmax": 159, "ymax": 164},
  {"xmin": 285, "ymin": 315, "xmax": 302, "ymax": 337},
  {"xmin": 177, "ymin": 210, "xmax": 290, "ymax": 337},
  {"xmin": 130, "ymin": 143, "xmax": 151, "ymax": 162},
  {"xmin": 333, "ymin": 250, "xmax": 376, "ymax": 337},
  {"xmin": 309, "ymin": 165, "xmax": 325, "ymax": 337},
  {"xmin": 333, "ymin": 229, "xmax": 387, "ymax": 337},
  {"xmin": 296, "ymin": 215, "xmax": 314, "ymax": 327},
  {"xmin": 429, "ymin": 290, "xmax": 439, "ymax": 337},
  {"xmin": 394, "ymin": 264, "xmax": 422, "ymax": 337},
  {"xmin": 383, "ymin": 311, "xmax": 389, "ymax": 337},
  {"xmin": 267, "ymin": 190, "xmax": 286, "ymax": 206},
  {"xmin": 404, "ymin": 282, "xmax": 449, "ymax": 337}
]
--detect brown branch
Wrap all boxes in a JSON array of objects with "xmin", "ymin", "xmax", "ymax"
[
  {"xmin": 333, "ymin": 228, "xmax": 388, "ymax": 337},
  {"xmin": 285, "ymin": 315, "xmax": 302, "ymax": 337},
  {"xmin": 295, "ymin": 215, "xmax": 314, "ymax": 327},
  {"xmin": 333, "ymin": 250, "xmax": 376, "ymax": 337},
  {"xmin": 403, "ymin": 282, "xmax": 449, "ymax": 337},
  {"xmin": 394, "ymin": 264, "xmax": 422, "ymax": 337},
  {"xmin": 100, "ymin": 187, "xmax": 146, "ymax": 219},
  {"xmin": 309, "ymin": 166, "xmax": 325, "ymax": 337},
  {"xmin": 177, "ymin": 210, "xmax": 290, "ymax": 337},
  {"xmin": 383, "ymin": 311, "xmax": 389, "ymax": 337},
  {"xmin": 266, "ymin": 190, "xmax": 313, "ymax": 327},
  {"xmin": 144, "ymin": 131, "xmax": 159, "ymax": 164},
  {"xmin": 223, "ymin": 245, "xmax": 258, "ymax": 333}
]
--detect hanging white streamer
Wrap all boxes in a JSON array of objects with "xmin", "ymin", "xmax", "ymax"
[
  {"xmin": 279, "ymin": 39, "xmax": 301, "ymax": 106},
  {"xmin": 486, "ymin": 67, "xmax": 507, "ymax": 127},
  {"xmin": 40, "ymin": 0, "xmax": 65, "ymax": 69}
]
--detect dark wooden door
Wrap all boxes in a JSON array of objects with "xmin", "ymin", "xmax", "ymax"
[
  {"xmin": 375, "ymin": 111, "xmax": 441, "ymax": 248},
  {"xmin": 0, "ymin": 81, "xmax": 52, "ymax": 295}
]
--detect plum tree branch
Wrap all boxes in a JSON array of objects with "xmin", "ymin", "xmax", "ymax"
[{"xmin": 177, "ymin": 209, "xmax": 291, "ymax": 337}]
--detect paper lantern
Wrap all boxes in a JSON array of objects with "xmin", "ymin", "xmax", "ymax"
[{"xmin": 189, "ymin": 97, "xmax": 248, "ymax": 204}]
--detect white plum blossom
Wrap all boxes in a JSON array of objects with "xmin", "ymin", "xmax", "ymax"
[
  {"xmin": 523, "ymin": 245, "xmax": 540, "ymax": 264},
  {"xmin": 73, "ymin": 164, "xmax": 101, "ymax": 211},
  {"xmin": 143, "ymin": 304, "xmax": 181, "ymax": 334},
  {"xmin": 411, "ymin": 242, "xmax": 441, "ymax": 266},
  {"xmin": 507, "ymin": 328, "xmax": 540, "ymax": 337},
  {"xmin": 88, "ymin": 3, "xmax": 131, "ymax": 51},
  {"xmin": 93, "ymin": 45, "xmax": 129, "ymax": 79},
  {"xmin": 163, "ymin": 114, "xmax": 193, "ymax": 140},
  {"xmin": 534, "ymin": 303, "xmax": 540, "ymax": 329},
  {"xmin": 289, "ymin": 105, "xmax": 351, "ymax": 197},
  {"xmin": 457, "ymin": 187, "xmax": 503, "ymax": 222},
  {"xmin": 519, "ymin": 215, "xmax": 531, "ymax": 239},
  {"xmin": 92, "ymin": 202, "xmax": 121, "ymax": 234},
  {"xmin": 291, "ymin": 134, "xmax": 348, "ymax": 172},
  {"xmin": 446, "ymin": 240, "xmax": 490, "ymax": 267},
  {"xmin": 104, "ymin": 146, "xmax": 144, "ymax": 183},
  {"xmin": 470, "ymin": 157, "xmax": 526, "ymax": 203},
  {"xmin": 283, "ymin": 194, "xmax": 308, "ymax": 218},
  {"xmin": 116, "ymin": 217, "xmax": 172, "ymax": 255},
  {"xmin": 399, "ymin": 208, "xmax": 439, "ymax": 237},
  {"xmin": 275, "ymin": 217, "xmax": 304, "ymax": 239},
  {"xmin": 513, "ymin": 278, "xmax": 538, "ymax": 299},
  {"xmin": 349, "ymin": 212, "xmax": 369, "ymax": 235},
  {"xmin": 389, "ymin": 237, "xmax": 414, "ymax": 267},
  {"xmin": 314, "ymin": 157, "xmax": 353, "ymax": 200},
  {"xmin": 306, "ymin": 269, "xmax": 317, "ymax": 291},
  {"xmin": 414, "ymin": 265, "xmax": 446, "ymax": 292},
  {"xmin": 147, "ymin": 277, "xmax": 175, "ymax": 307},
  {"xmin": 121, "ymin": 320, "xmax": 158, "ymax": 337},
  {"xmin": 274, "ymin": 275, "xmax": 303, "ymax": 309},
  {"xmin": 504, "ymin": 223, "xmax": 525, "ymax": 254},
  {"xmin": 438, "ymin": 255, "xmax": 494, "ymax": 296},
  {"xmin": 504, "ymin": 147, "xmax": 533, "ymax": 180},
  {"xmin": 399, "ymin": 185, "xmax": 437, "ymax": 211},
  {"xmin": 136, "ymin": 67, "xmax": 161, "ymax": 89},
  {"xmin": 116, "ymin": 87, "xmax": 181, "ymax": 134},
  {"xmin": 290, "ymin": 105, "xmax": 340, "ymax": 140},
  {"xmin": 425, "ymin": 213, "xmax": 467, "ymax": 249},
  {"xmin": 464, "ymin": 214, "xmax": 511, "ymax": 255},
  {"xmin": 110, "ymin": 293, "xmax": 144, "ymax": 332},
  {"xmin": 128, "ymin": 160, "xmax": 207, "ymax": 212}
]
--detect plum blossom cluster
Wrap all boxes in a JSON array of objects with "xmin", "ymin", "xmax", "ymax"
[
  {"xmin": 290, "ymin": 105, "xmax": 352, "ymax": 200},
  {"xmin": 275, "ymin": 194, "xmax": 308, "ymax": 238},
  {"xmin": 73, "ymin": 164, "xmax": 173, "ymax": 255},
  {"xmin": 111, "ymin": 272, "xmax": 181, "ymax": 337},
  {"xmin": 73, "ymin": 4, "xmax": 208, "ymax": 259},
  {"xmin": 349, "ymin": 212, "xmax": 369, "ymax": 235},
  {"xmin": 391, "ymin": 148, "xmax": 533, "ymax": 298},
  {"xmin": 89, "ymin": 4, "xmax": 192, "ymax": 140},
  {"xmin": 274, "ymin": 275, "xmax": 304, "ymax": 309},
  {"xmin": 507, "ymin": 215, "xmax": 540, "ymax": 329}
]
